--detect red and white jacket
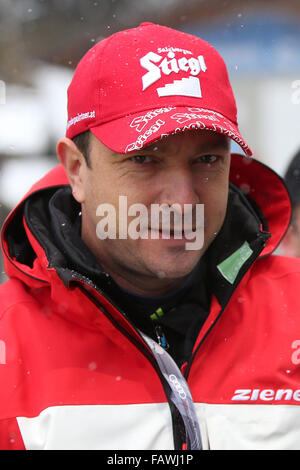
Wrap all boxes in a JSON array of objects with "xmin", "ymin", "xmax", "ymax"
[{"xmin": 0, "ymin": 154, "xmax": 300, "ymax": 450}]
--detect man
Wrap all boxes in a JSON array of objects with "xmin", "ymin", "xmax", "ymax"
[
  {"xmin": 0, "ymin": 22, "xmax": 300, "ymax": 450},
  {"xmin": 281, "ymin": 149, "xmax": 300, "ymax": 257}
]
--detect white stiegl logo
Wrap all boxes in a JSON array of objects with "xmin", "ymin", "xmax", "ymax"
[{"xmin": 140, "ymin": 50, "xmax": 207, "ymax": 98}]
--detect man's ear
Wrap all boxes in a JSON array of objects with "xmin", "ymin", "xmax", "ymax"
[{"xmin": 56, "ymin": 137, "xmax": 87, "ymax": 203}]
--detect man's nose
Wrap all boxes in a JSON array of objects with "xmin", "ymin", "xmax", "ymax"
[{"xmin": 158, "ymin": 168, "xmax": 200, "ymax": 208}]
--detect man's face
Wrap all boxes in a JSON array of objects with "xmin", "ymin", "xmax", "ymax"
[{"xmin": 77, "ymin": 129, "xmax": 231, "ymax": 294}]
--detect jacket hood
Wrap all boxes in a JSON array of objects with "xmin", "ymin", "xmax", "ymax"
[{"xmin": 0, "ymin": 153, "xmax": 291, "ymax": 289}]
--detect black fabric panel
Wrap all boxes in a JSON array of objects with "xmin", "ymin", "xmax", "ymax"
[{"xmin": 5, "ymin": 206, "xmax": 36, "ymax": 267}]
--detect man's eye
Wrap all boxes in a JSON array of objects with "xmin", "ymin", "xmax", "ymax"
[
  {"xmin": 130, "ymin": 155, "xmax": 153, "ymax": 164},
  {"xmin": 198, "ymin": 154, "xmax": 219, "ymax": 164}
]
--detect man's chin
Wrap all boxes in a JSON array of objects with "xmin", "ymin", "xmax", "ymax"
[{"xmin": 142, "ymin": 245, "xmax": 203, "ymax": 281}]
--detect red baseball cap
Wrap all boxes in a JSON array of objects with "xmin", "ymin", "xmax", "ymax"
[{"xmin": 66, "ymin": 22, "xmax": 252, "ymax": 156}]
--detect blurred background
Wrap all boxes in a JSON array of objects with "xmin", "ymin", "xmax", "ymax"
[{"xmin": 0, "ymin": 0, "xmax": 300, "ymax": 281}]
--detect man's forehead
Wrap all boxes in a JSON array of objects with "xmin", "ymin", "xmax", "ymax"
[{"xmin": 141, "ymin": 130, "xmax": 230, "ymax": 153}]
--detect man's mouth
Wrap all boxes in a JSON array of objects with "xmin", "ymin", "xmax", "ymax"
[{"xmin": 149, "ymin": 227, "xmax": 198, "ymax": 238}]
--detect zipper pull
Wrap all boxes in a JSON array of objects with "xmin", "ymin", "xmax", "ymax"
[
  {"xmin": 150, "ymin": 307, "xmax": 169, "ymax": 350},
  {"xmin": 154, "ymin": 324, "xmax": 169, "ymax": 350}
]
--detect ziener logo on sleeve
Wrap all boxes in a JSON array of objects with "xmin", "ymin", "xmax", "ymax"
[{"xmin": 231, "ymin": 389, "xmax": 300, "ymax": 402}]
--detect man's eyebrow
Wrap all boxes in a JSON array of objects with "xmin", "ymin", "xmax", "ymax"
[{"xmin": 113, "ymin": 135, "xmax": 231, "ymax": 159}]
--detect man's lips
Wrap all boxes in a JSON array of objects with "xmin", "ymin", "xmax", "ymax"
[
  {"xmin": 150, "ymin": 227, "xmax": 198, "ymax": 233},
  {"xmin": 148, "ymin": 227, "xmax": 199, "ymax": 238}
]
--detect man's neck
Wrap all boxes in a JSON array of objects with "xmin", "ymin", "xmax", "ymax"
[{"xmin": 95, "ymin": 257, "xmax": 190, "ymax": 297}]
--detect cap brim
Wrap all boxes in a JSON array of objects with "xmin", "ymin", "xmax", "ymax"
[{"xmin": 90, "ymin": 106, "xmax": 252, "ymax": 156}]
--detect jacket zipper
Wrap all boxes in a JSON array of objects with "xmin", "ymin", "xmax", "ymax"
[{"xmin": 73, "ymin": 274, "xmax": 187, "ymax": 450}]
